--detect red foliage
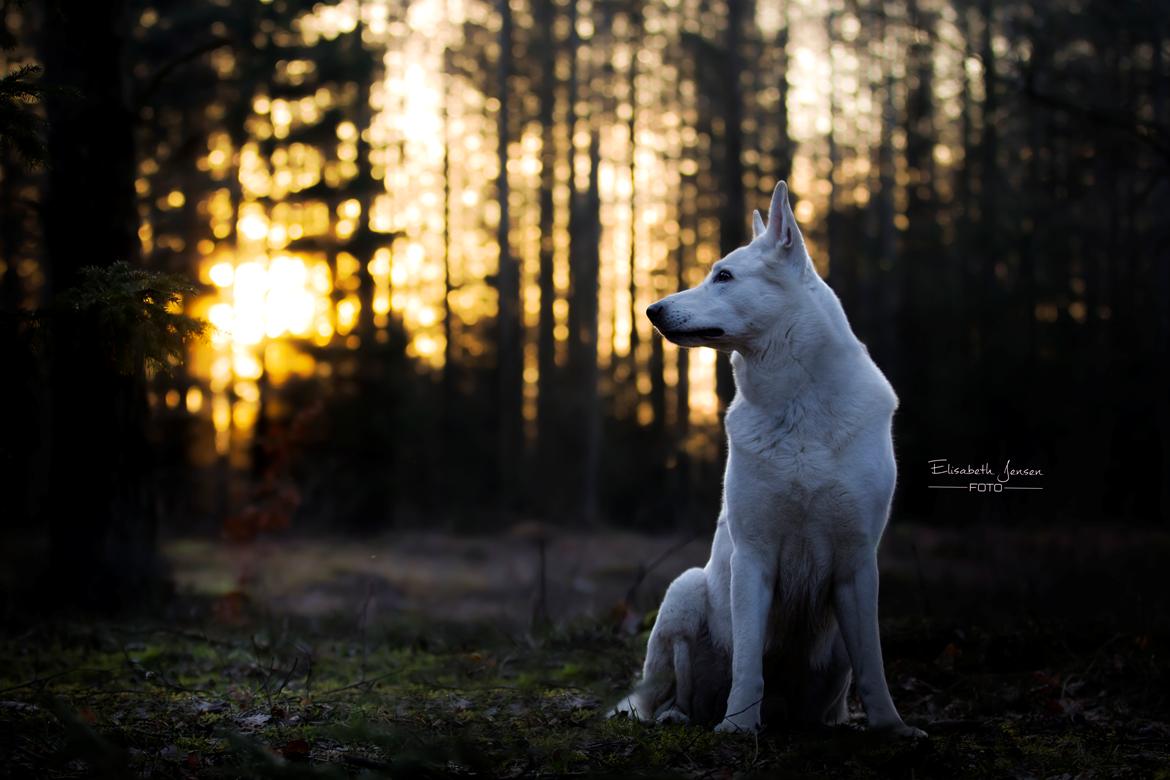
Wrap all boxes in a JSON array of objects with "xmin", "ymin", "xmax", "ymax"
[
  {"xmin": 211, "ymin": 590, "xmax": 250, "ymax": 625},
  {"xmin": 221, "ymin": 401, "xmax": 322, "ymax": 543}
]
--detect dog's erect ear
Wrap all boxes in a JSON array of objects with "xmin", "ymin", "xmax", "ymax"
[
  {"xmin": 751, "ymin": 209, "xmax": 765, "ymax": 240},
  {"xmin": 764, "ymin": 180, "xmax": 803, "ymax": 253}
]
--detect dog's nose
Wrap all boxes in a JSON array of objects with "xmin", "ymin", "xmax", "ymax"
[{"xmin": 646, "ymin": 302, "xmax": 665, "ymax": 324}]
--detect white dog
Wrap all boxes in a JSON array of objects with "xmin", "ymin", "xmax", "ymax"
[{"xmin": 611, "ymin": 182, "xmax": 924, "ymax": 738}]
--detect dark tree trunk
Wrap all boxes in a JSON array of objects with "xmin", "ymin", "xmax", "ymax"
[
  {"xmin": 627, "ymin": 44, "xmax": 642, "ymax": 420},
  {"xmin": 0, "ymin": 139, "xmax": 38, "ymax": 531},
  {"xmin": 494, "ymin": 0, "xmax": 523, "ymax": 515},
  {"xmin": 873, "ymin": 4, "xmax": 899, "ymax": 379},
  {"xmin": 350, "ymin": 23, "xmax": 378, "ymax": 345},
  {"xmin": 440, "ymin": 51, "xmax": 456, "ymax": 523},
  {"xmin": 715, "ymin": 0, "xmax": 747, "ymax": 410},
  {"xmin": 535, "ymin": 0, "xmax": 559, "ymax": 511},
  {"xmin": 1153, "ymin": 15, "xmax": 1170, "ymax": 522},
  {"xmin": 567, "ymin": 133, "xmax": 602, "ymax": 523},
  {"xmin": 897, "ymin": 0, "xmax": 939, "ymax": 507},
  {"xmin": 41, "ymin": 0, "xmax": 164, "ymax": 607},
  {"xmin": 774, "ymin": 3, "xmax": 793, "ymax": 180},
  {"xmin": 977, "ymin": 0, "xmax": 998, "ymax": 364},
  {"xmin": 955, "ymin": 1, "xmax": 975, "ymax": 364},
  {"xmin": 578, "ymin": 132, "xmax": 602, "ymax": 524},
  {"xmin": 564, "ymin": 0, "xmax": 601, "ymax": 523},
  {"xmin": 900, "ymin": 0, "xmax": 937, "ymax": 364},
  {"xmin": 823, "ymin": 8, "xmax": 843, "ymax": 300}
]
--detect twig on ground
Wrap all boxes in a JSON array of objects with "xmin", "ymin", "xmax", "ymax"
[
  {"xmin": 314, "ymin": 670, "xmax": 399, "ymax": 700},
  {"xmin": 116, "ymin": 626, "xmax": 235, "ymax": 649},
  {"xmin": 0, "ymin": 668, "xmax": 92, "ymax": 696},
  {"xmin": 419, "ymin": 677, "xmax": 595, "ymax": 695},
  {"xmin": 358, "ymin": 579, "xmax": 374, "ymax": 684},
  {"xmin": 119, "ymin": 644, "xmax": 194, "ymax": 693},
  {"xmin": 297, "ymin": 642, "xmax": 315, "ymax": 695},
  {"xmin": 274, "ymin": 657, "xmax": 300, "ymax": 699}
]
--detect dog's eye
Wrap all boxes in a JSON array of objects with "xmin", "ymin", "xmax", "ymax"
[{"xmin": 714, "ymin": 269, "xmax": 733, "ymax": 283}]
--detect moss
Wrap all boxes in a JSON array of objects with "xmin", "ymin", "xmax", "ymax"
[{"xmin": 0, "ymin": 615, "xmax": 1165, "ymax": 778}]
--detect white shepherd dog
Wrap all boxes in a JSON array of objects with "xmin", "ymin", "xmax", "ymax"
[{"xmin": 610, "ymin": 181, "xmax": 925, "ymax": 738}]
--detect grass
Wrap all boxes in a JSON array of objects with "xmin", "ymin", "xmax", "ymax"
[
  {"xmin": 1, "ymin": 600, "xmax": 1167, "ymax": 778},
  {"xmin": 2, "ymin": 525, "xmax": 1169, "ymax": 777}
]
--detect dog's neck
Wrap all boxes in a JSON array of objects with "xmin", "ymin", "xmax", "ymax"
[{"xmin": 729, "ymin": 278, "xmax": 860, "ymax": 409}]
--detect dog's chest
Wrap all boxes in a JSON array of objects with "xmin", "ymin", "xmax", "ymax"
[
  {"xmin": 724, "ymin": 394, "xmax": 840, "ymax": 484},
  {"xmin": 722, "ymin": 393, "xmax": 870, "ymax": 554}
]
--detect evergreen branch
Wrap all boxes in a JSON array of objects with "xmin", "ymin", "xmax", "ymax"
[
  {"xmin": 55, "ymin": 263, "xmax": 208, "ymax": 375},
  {"xmin": 0, "ymin": 63, "xmax": 48, "ymax": 166}
]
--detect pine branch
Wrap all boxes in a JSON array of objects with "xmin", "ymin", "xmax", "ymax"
[
  {"xmin": 55, "ymin": 263, "xmax": 208, "ymax": 375},
  {"xmin": 0, "ymin": 63, "xmax": 48, "ymax": 166}
]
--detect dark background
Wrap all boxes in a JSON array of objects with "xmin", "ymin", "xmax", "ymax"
[{"xmin": 3, "ymin": 0, "xmax": 1168, "ymax": 588}]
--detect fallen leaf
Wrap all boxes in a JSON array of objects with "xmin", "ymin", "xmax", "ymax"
[
  {"xmin": 193, "ymin": 699, "xmax": 229, "ymax": 714},
  {"xmin": 238, "ymin": 711, "xmax": 271, "ymax": 729}
]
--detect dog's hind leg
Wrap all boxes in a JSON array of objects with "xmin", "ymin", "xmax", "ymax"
[
  {"xmin": 610, "ymin": 624, "xmax": 674, "ymax": 722},
  {"xmin": 656, "ymin": 639, "xmax": 693, "ymax": 725},
  {"xmin": 673, "ymin": 638, "xmax": 693, "ymax": 714},
  {"xmin": 611, "ymin": 567, "xmax": 707, "ymax": 723},
  {"xmin": 806, "ymin": 629, "xmax": 852, "ymax": 726}
]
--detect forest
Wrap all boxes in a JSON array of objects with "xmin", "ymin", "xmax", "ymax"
[{"xmin": 1, "ymin": 0, "xmax": 1168, "ymax": 776}]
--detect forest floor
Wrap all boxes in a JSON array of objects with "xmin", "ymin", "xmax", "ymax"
[{"xmin": 1, "ymin": 524, "xmax": 1169, "ymax": 778}]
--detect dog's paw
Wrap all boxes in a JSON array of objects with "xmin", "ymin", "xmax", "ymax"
[
  {"xmin": 716, "ymin": 691, "xmax": 763, "ymax": 734},
  {"xmin": 874, "ymin": 721, "xmax": 928, "ymax": 739},
  {"xmin": 714, "ymin": 707, "xmax": 761, "ymax": 734},
  {"xmin": 714, "ymin": 717, "xmax": 760, "ymax": 734},
  {"xmin": 607, "ymin": 695, "xmax": 650, "ymax": 722},
  {"xmin": 655, "ymin": 707, "xmax": 690, "ymax": 726}
]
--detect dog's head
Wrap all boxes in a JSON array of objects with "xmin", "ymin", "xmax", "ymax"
[{"xmin": 647, "ymin": 181, "xmax": 814, "ymax": 352}]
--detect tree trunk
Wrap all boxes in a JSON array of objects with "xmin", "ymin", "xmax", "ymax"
[
  {"xmin": 977, "ymin": 0, "xmax": 998, "ymax": 364},
  {"xmin": 823, "ymin": 8, "xmax": 843, "ymax": 299},
  {"xmin": 494, "ymin": 0, "xmax": 523, "ymax": 515},
  {"xmin": 535, "ymin": 0, "xmax": 560, "ymax": 512},
  {"xmin": 715, "ymin": 0, "xmax": 747, "ymax": 410},
  {"xmin": 1154, "ymin": 16, "xmax": 1170, "ymax": 522},
  {"xmin": 42, "ymin": 0, "xmax": 164, "ymax": 608},
  {"xmin": 775, "ymin": 3, "xmax": 792, "ymax": 180},
  {"xmin": 874, "ymin": 3, "xmax": 899, "ymax": 378},
  {"xmin": 579, "ymin": 132, "xmax": 602, "ymax": 524},
  {"xmin": 564, "ymin": 0, "xmax": 601, "ymax": 523}
]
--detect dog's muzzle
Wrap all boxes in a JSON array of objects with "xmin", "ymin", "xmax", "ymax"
[{"xmin": 646, "ymin": 302, "xmax": 725, "ymax": 343}]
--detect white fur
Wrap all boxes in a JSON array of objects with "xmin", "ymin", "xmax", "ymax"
[{"xmin": 612, "ymin": 181, "xmax": 925, "ymax": 738}]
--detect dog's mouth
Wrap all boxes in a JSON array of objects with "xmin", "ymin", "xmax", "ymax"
[{"xmin": 660, "ymin": 327, "xmax": 725, "ymax": 342}]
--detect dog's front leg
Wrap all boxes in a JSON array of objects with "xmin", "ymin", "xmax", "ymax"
[
  {"xmin": 833, "ymin": 552, "xmax": 926, "ymax": 738},
  {"xmin": 715, "ymin": 548, "xmax": 773, "ymax": 733}
]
